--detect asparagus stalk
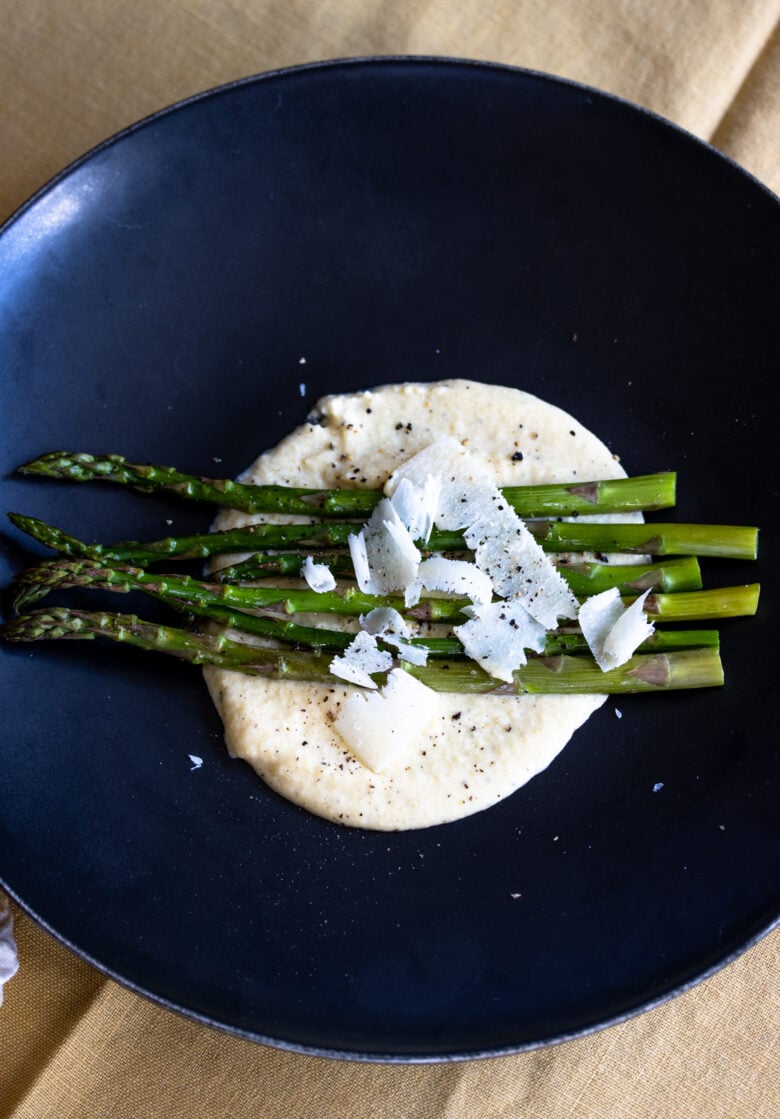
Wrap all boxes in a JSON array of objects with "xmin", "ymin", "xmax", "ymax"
[
  {"xmin": 215, "ymin": 554, "xmax": 704, "ymax": 595},
  {"xmin": 528, "ymin": 519, "xmax": 758, "ymax": 559},
  {"xmin": 0, "ymin": 607, "xmax": 724, "ymax": 694},
  {"xmin": 9, "ymin": 511, "xmax": 758, "ymax": 564},
  {"xmin": 18, "ymin": 452, "xmax": 677, "ymax": 518},
  {"xmin": 165, "ymin": 598, "xmax": 720, "ymax": 657},
  {"xmin": 11, "ymin": 557, "xmax": 760, "ymax": 624},
  {"xmin": 642, "ymin": 584, "xmax": 761, "ymax": 622},
  {"xmin": 7, "ymin": 514, "xmax": 704, "ymax": 595}
]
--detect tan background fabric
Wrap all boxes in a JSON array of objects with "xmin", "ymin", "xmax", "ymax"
[{"xmin": 1, "ymin": 1, "xmax": 778, "ymax": 1116}]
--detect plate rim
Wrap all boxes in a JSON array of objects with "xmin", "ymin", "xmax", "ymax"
[{"xmin": 2, "ymin": 54, "xmax": 777, "ymax": 241}]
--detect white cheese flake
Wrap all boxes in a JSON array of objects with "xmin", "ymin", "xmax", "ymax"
[
  {"xmin": 391, "ymin": 641, "xmax": 429, "ymax": 667},
  {"xmin": 301, "ymin": 554, "xmax": 337, "ymax": 593},
  {"xmin": 390, "ymin": 439, "xmax": 579, "ymax": 626},
  {"xmin": 578, "ymin": 587, "xmax": 655, "ymax": 671},
  {"xmin": 388, "ymin": 475, "xmax": 440, "ymax": 543},
  {"xmin": 421, "ymin": 449, "xmax": 578, "ymax": 624},
  {"xmin": 403, "ymin": 577, "xmax": 423, "ymax": 609},
  {"xmin": 359, "ymin": 499, "xmax": 422, "ymax": 594},
  {"xmin": 350, "ymin": 437, "xmax": 582, "ymax": 685},
  {"xmin": 453, "ymin": 598, "xmax": 547, "ymax": 683},
  {"xmin": 329, "ymin": 631, "xmax": 393, "ymax": 689},
  {"xmin": 418, "ymin": 555, "xmax": 493, "ymax": 604},
  {"xmin": 334, "ymin": 668, "xmax": 439, "ymax": 771},
  {"xmin": 360, "ymin": 606, "xmax": 413, "ymax": 640},
  {"xmin": 359, "ymin": 607, "xmax": 428, "ymax": 667},
  {"xmin": 384, "ymin": 437, "xmax": 486, "ymax": 498},
  {"xmin": 348, "ymin": 531, "xmax": 372, "ymax": 593}
]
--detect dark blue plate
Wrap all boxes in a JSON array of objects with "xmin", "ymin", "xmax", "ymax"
[{"xmin": 1, "ymin": 58, "xmax": 778, "ymax": 1061}]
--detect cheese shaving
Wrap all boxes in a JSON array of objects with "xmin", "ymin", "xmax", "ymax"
[
  {"xmin": 578, "ymin": 587, "xmax": 655, "ymax": 671},
  {"xmin": 465, "ymin": 507, "xmax": 578, "ymax": 626},
  {"xmin": 359, "ymin": 607, "xmax": 428, "ymax": 666},
  {"xmin": 348, "ymin": 531, "xmax": 372, "ymax": 592},
  {"xmin": 334, "ymin": 668, "xmax": 440, "ymax": 771},
  {"xmin": 384, "ymin": 436, "xmax": 487, "ymax": 497},
  {"xmin": 387, "ymin": 439, "xmax": 577, "ymax": 625},
  {"xmin": 301, "ymin": 554, "xmax": 337, "ymax": 593},
  {"xmin": 360, "ymin": 607, "xmax": 413, "ymax": 640},
  {"xmin": 388, "ymin": 475, "xmax": 440, "ymax": 543},
  {"xmin": 453, "ymin": 598, "xmax": 548, "ymax": 683},
  {"xmin": 329, "ymin": 630, "xmax": 393, "ymax": 689},
  {"xmin": 352, "ymin": 499, "xmax": 422, "ymax": 595},
  {"xmin": 418, "ymin": 555, "xmax": 493, "ymax": 604}
]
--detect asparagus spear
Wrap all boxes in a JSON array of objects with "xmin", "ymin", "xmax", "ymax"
[
  {"xmin": 0, "ymin": 607, "xmax": 724, "ymax": 694},
  {"xmin": 8, "ymin": 511, "xmax": 758, "ymax": 564},
  {"xmin": 164, "ymin": 598, "xmax": 720, "ymax": 657},
  {"xmin": 215, "ymin": 554, "xmax": 704, "ymax": 595},
  {"xmin": 7, "ymin": 514, "xmax": 704, "ymax": 595},
  {"xmin": 11, "ymin": 557, "xmax": 760, "ymax": 624},
  {"xmin": 211, "ymin": 518, "xmax": 756, "ymax": 560},
  {"xmin": 18, "ymin": 452, "xmax": 677, "ymax": 518}
]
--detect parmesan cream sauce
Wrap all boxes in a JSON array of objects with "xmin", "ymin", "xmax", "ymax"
[{"xmin": 204, "ymin": 380, "xmax": 638, "ymax": 830}]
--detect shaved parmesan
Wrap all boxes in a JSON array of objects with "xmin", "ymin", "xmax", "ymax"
[
  {"xmin": 360, "ymin": 607, "xmax": 413, "ymax": 639},
  {"xmin": 356, "ymin": 499, "xmax": 421, "ymax": 594},
  {"xmin": 390, "ymin": 438, "xmax": 579, "ymax": 626},
  {"xmin": 360, "ymin": 607, "xmax": 428, "ymax": 667},
  {"xmin": 430, "ymin": 452, "xmax": 578, "ymax": 624},
  {"xmin": 403, "ymin": 577, "xmax": 423, "ymax": 609},
  {"xmin": 348, "ymin": 531, "xmax": 372, "ymax": 593},
  {"xmin": 301, "ymin": 554, "xmax": 337, "ymax": 593},
  {"xmin": 334, "ymin": 668, "xmax": 440, "ymax": 771},
  {"xmin": 329, "ymin": 631, "xmax": 393, "ymax": 689},
  {"xmin": 453, "ymin": 598, "xmax": 547, "ymax": 683},
  {"xmin": 391, "ymin": 641, "xmax": 429, "ymax": 667},
  {"xmin": 578, "ymin": 588, "xmax": 655, "ymax": 671},
  {"xmin": 465, "ymin": 508, "xmax": 578, "ymax": 626},
  {"xmin": 384, "ymin": 437, "xmax": 487, "ymax": 496},
  {"xmin": 389, "ymin": 475, "xmax": 440, "ymax": 543},
  {"xmin": 418, "ymin": 556, "xmax": 493, "ymax": 604}
]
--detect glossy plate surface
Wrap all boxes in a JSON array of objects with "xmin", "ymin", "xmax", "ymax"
[{"xmin": 0, "ymin": 58, "xmax": 778, "ymax": 1060}]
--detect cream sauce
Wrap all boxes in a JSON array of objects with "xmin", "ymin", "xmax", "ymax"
[{"xmin": 204, "ymin": 380, "xmax": 633, "ymax": 830}]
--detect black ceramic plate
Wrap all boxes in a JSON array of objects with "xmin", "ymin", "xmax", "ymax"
[{"xmin": 1, "ymin": 58, "xmax": 778, "ymax": 1061}]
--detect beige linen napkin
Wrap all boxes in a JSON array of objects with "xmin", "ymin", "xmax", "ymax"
[
  {"xmin": 1, "ymin": 3, "xmax": 778, "ymax": 1117},
  {"xmin": 0, "ymin": 898, "xmax": 19, "ymax": 1007}
]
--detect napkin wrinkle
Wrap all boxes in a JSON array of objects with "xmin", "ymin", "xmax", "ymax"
[
  {"xmin": 0, "ymin": 901, "xmax": 109, "ymax": 1119},
  {"xmin": 710, "ymin": 19, "xmax": 780, "ymax": 190},
  {"xmin": 703, "ymin": 14, "xmax": 780, "ymax": 141}
]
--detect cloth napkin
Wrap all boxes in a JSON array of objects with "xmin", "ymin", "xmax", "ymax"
[
  {"xmin": 0, "ymin": 899, "xmax": 19, "ymax": 1008},
  {"xmin": 1, "ymin": 3, "xmax": 778, "ymax": 1117}
]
